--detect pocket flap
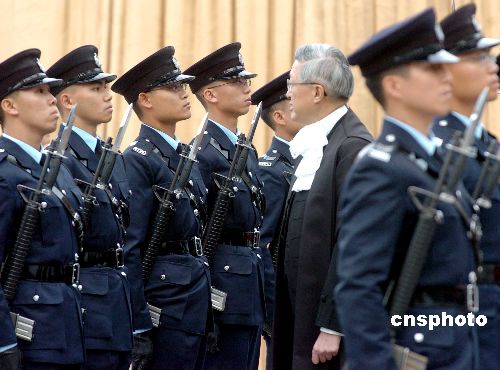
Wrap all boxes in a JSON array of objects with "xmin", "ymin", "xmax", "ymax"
[
  {"xmin": 151, "ymin": 261, "xmax": 192, "ymax": 285},
  {"xmin": 13, "ymin": 282, "xmax": 64, "ymax": 305},
  {"xmin": 214, "ymin": 254, "xmax": 253, "ymax": 275},
  {"xmin": 80, "ymin": 271, "xmax": 109, "ymax": 295}
]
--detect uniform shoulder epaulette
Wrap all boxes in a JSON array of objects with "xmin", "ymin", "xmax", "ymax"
[
  {"xmin": 360, "ymin": 142, "xmax": 395, "ymax": 163},
  {"xmin": 258, "ymin": 149, "xmax": 280, "ymax": 167},
  {"xmin": 128, "ymin": 139, "xmax": 152, "ymax": 156}
]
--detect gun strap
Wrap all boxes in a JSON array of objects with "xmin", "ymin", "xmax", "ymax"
[{"xmin": 208, "ymin": 136, "xmax": 264, "ymax": 220}]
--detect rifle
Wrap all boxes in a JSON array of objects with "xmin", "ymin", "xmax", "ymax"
[
  {"xmin": 202, "ymin": 103, "xmax": 262, "ymax": 312},
  {"xmin": 472, "ymin": 140, "xmax": 500, "ymax": 209},
  {"xmin": 76, "ymin": 103, "xmax": 133, "ymax": 233},
  {"xmin": 202, "ymin": 102, "xmax": 262, "ymax": 267},
  {"xmin": 386, "ymin": 87, "xmax": 489, "ymax": 370},
  {"xmin": 1, "ymin": 105, "xmax": 77, "ymax": 301},
  {"xmin": 141, "ymin": 113, "xmax": 209, "ymax": 283}
]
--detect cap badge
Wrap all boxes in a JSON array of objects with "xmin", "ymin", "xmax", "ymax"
[
  {"xmin": 36, "ymin": 58, "xmax": 46, "ymax": 73},
  {"xmin": 94, "ymin": 53, "xmax": 102, "ymax": 68},
  {"xmin": 434, "ymin": 24, "xmax": 444, "ymax": 42},
  {"xmin": 238, "ymin": 52, "xmax": 245, "ymax": 67},
  {"xmin": 172, "ymin": 57, "xmax": 180, "ymax": 70}
]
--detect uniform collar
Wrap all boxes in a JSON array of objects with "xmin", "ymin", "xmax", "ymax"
[
  {"xmin": 139, "ymin": 123, "xmax": 179, "ymax": 169},
  {"xmin": 450, "ymin": 111, "xmax": 484, "ymax": 140},
  {"xmin": 1, "ymin": 133, "xmax": 42, "ymax": 164},
  {"xmin": 141, "ymin": 122, "xmax": 180, "ymax": 150},
  {"xmin": 384, "ymin": 116, "xmax": 436, "ymax": 156},
  {"xmin": 70, "ymin": 125, "xmax": 99, "ymax": 152},
  {"xmin": 0, "ymin": 135, "xmax": 43, "ymax": 178},
  {"xmin": 271, "ymin": 136, "xmax": 293, "ymax": 164},
  {"xmin": 211, "ymin": 119, "xmax": 239, "ymax": 146}
]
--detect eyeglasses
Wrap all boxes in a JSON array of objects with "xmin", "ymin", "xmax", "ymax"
[
  {"xmin": 209, "ymin": 77, "xmax": 251, "ymax": 89},
  {"xmin": 460, "ymin": 53, "xmax": 497, "ymax": 64},
  {"xmin": 286, "ymin": 79, "xmax": 327, "ymax": 96},
  {"xmin": 149, "ymin": 82, "xmax": 188, "ymax": 93}
]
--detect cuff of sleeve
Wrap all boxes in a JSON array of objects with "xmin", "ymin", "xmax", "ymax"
[
  {"xmin": 0, "ymin": 343, "xmax": 18, "ymax": 353},
  {"xmin": 320, "ymin": 327, "xmax": 343, "ymax": 336}
]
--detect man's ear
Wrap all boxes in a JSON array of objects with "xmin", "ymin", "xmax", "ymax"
[
  {"xmin": 272, "ymin": 109, "xmax": 286, "ymax": 128},
  {"xmin": 1, "ymin": 97, "xmax": 19, "ymax": 117},
  {"xmin": 381, "ymin": 74, "xmax": 404, "ymax": 101},
  {"xmin": 312, "ymin": 84, "xmax": 327, "ymax": 103},
  {"xmin": 58, "ymin": 92, "xmax": 74, "ymax": 110},
  {"xmin": 137, "ymin": 92, "xmax": 153, "ymax": 111},
  {"xmin": 202, "ymin": 88, "xmax": 218, "ymax": 104}
]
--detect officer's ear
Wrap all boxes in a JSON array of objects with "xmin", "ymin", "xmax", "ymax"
[
  {"xmin": 272, "ymin": 109, "xmax": 286, "ymax": 128},
  {"xmin": 312, "ymin": 84, "xmax": 328, "ymax": 103},
  {"xmin": 201, "ymin": 87, "xmax": 218, "ymax": 104},
  {"xmin": 0, "ymin": 96, "xmax": 19, "ymax": 118},
  {"xmin": 381, "ymin": 74, "xmax": 405, "ymax": 102},
  {"xmin": 137, "ymin": 92, "xmax": 153, "ymax": 111},
  {"xmin": 58, "ymin": 91, "xmax": 74, "ymax": 111}
]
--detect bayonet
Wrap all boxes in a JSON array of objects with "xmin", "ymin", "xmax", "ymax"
[
  {"xmin": 188, "ymin": 112, "xmax": 209, "ymax": 161},
  {"xmin": 112, "ymin": 103, "xmax": 133, "ymax": 152},
  {"xmin": 247, "ymin": 101, "xmax": 262, "ymax": 144}
]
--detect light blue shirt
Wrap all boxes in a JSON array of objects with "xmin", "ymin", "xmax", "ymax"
[
  {"xmin": 0, "ymin": 343, "xmax": 17, "ymax": 353},
  {"xmin": 385, "ymin": 116, "xmax": 436, "ymax": 156},
  {"xmin": 451, "ymin": 111, "xmax": 484, "ymax": 140},
  {"xmin": 212, "ymin": 120, "xmax": 239, "ymax": 146},
  {"xmin": 2, "ymin": 133, "xmax": 43, "ymax": 163},
  {"xmin": 71, "ymin": 125, "xmax": 99, "ymax": 152},
  {"xmin": 142, "ymin": 123, "xmax": 180, "ymax": 150},
  {"xmin": 274, "ymin": 135, "xmax": 290, "ymax": 145}
]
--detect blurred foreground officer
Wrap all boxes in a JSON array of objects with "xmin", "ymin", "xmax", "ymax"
[
  {"xmin": 336, "ymin": 8, "xmax": 479, "ymax": 370},
  {"xmin": 46, "ymin": 45, "xmax": 133, "ymax": 370},
  {"xmin": 185, "ymin": 42, "xmax": 266, "ymax": 370},
  {"xmin": 251, "ymin": 71, "xmax": 302, "ymax": 368},
  {"xmin": 0, "ymin": 49, "xmax": 85, "ymax": 369},
  {"xmin": 112, "ymin": 46, "xmax": 211, "ymax": 370},
  {"xmin": 432, "ymin": 5, "xmax": 500, "ymax": 369},
  {"xmin": 272, "ymin": 44, "xmax": 372, "ymax": 370}
]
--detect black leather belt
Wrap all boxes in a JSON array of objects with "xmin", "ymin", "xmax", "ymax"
[
  {"xmin": 22, "ymin": 263, "xmax": 80, "ymax": 285},
  {"xmin": 478, "ymin": 264, "xmax": 500, "ymax": 284},
  {"xmin": 413, "ymin": 285, "xmax": 468, "ymax": 310},
  {"xmin": 158, "ymin": 237, "xmax": 203, "ymax": 257},
  {"xmin": 219, "ymin": 230, "xmax": 260, "ymax": 248},
  {"xmin": 79, "ymin": 248, "xmax": 124, "ymax": 268}
]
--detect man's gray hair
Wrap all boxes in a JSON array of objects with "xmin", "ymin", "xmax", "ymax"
[{"xmin": 294, "ymin": 44, "xmax": 353, "ymax": 100}]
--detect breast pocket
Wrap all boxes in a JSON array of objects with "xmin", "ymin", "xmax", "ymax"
[
  {"xmin": 11, "ymin": 282, "xmax": 67, "ymax": 350},
  {"xmin": 39, "ymin": 196, "xmax": 66, "ymax": 249},
  {"xmin": 79, "ymin": 271, "xmax": 112, "ymax": 338}
]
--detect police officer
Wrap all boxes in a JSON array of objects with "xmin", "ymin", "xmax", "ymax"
[
  {"xmin": 0, "ymin": 49, "xmax": 85, "ymax": 369},
  {"xmin": 335, "ymin": 8, "xmax": 479, "ymax": 370},
  {"xmin": 250, "ymin": 70, "xmax": 301, "ymax": 367},
  {"xmin": 431, "ymin": 5, "xmax": 500, "ymax": 369},
  {"xmin": 112, "ymin": 46, "xmax": 211, "ymax": 370},
  {"xmin": 45, "ymin": 45, "xmax": 134, "ymax": 370},
  {"xmin": 184, "ymin": 42, "xmax": 266, "ymax": 370}
]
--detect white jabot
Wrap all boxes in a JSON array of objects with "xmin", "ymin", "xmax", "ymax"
[{"xmin": 289, "ymin": 105, "xmax": 348, "ymax": 192}]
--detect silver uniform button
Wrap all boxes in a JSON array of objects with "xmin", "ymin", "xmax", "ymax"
[
  {"xmin": 224, "ymin": 265, "xmax": 230, "ymax": 271},
  {"xmin": 161, "ymin": 274, "xmax": 166, "ymax": 280},
  {"xmin": 385, "ymin": 134, "xmax": 396, "ymax": 143},
  {"xmin": 194, "ymin": 209, "xmax": 199, "ymax": 216},
  {"xmin": 33, "ymin": 295, "xmax": 39, "ymax": 302},
  {"xmin": 414, "ymin": 333, "xmax": 424, "ymax": 343},
  {"xmin": 233, "ymin": 186, "xmax": 238, "ymax": 192},
  {"xmin": 41, "ymin": 201, "xmax": 47, "ymax": 209}
]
